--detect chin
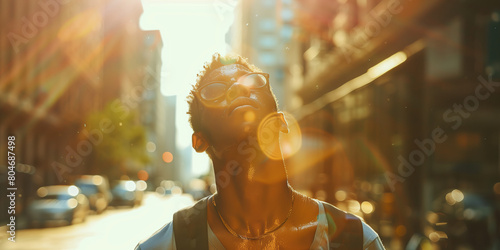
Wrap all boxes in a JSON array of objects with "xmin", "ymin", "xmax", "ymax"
[
  {"xmin": 227, "ymin": 120, "xmax": 258, "ymax": 138},
  {"xmin": 227, "ymin": 109, "xmax": 277, "ymax": 139},
  {"xmin": 242, "ymin": 122, "xmax": 259, "ymax": 135}
]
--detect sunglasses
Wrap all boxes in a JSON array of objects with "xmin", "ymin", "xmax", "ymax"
[{"xmin": 196, "ymin": 72, "xmax": 270, "ymax": 102}]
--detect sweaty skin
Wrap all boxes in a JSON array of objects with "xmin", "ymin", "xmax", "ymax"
[{"xmin": 193, "ymin": 64, "xmax": 320, "ymax": 249}]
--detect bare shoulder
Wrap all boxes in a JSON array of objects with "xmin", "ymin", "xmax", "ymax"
[
  {"xmin": 294, "ymin": 191, "xmax": 319, "ymax": 211},
  {"xmin": 288, "ymin": 191, "xmax": 319, "ymax": 227}
]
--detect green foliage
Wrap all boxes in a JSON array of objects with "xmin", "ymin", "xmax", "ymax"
[{"xmin": 84, "ymin": 99, "xmax": 150, "ymax": 179}]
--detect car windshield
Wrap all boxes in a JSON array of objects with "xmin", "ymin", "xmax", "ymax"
[{"xmin": 76, "ymin": 183, "xmax": 98, "ymax": 195}]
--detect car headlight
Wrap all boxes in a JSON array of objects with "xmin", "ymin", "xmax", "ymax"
[
  {"xmin": 68, "ymin": 185, "xmax": 79, "ymax": 196},
  {"xmin": 67, "ymin": 198, "xmax": 78, "ymax": 209},
  {"xmin": 125, "ymin": 181, "xmax": 136, "ymax": 192}
]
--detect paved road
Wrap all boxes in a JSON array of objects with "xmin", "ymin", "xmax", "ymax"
[{"xmin": 1, "ymin": 192, "xmax": 195, "ymax": 250}]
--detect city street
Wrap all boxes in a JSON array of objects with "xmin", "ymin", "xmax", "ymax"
[
  {"xmin": 2, "ymin": 0, "xmax": 499, "ymax": 249},
  {"xmin": 1, "ymin": 193, "xmax": 195, "ymax": 250}
]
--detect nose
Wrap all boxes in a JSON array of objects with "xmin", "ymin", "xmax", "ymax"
[{"xmin": 226, "ymin": 82, "xmax": 250, "ymax": 102}]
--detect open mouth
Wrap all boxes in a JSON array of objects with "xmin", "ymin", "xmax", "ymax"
[{"xmin": 227, "ymin": 97, "xmax": 259, "ymax": 116}]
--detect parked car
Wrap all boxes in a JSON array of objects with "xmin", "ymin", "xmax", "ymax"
[
  {"xmin": 74, "ymin": 175, "xmax": 112, "ymax": 214},
  {"xmin": 110, "ymin": 180, "xmax": 137, "ymax": 207},
  {"xmin": 27, "ymin": 185, "xmax": 89, "ymax": 227}
]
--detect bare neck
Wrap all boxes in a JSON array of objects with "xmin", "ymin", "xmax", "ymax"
[{"xmin": 210, "ymin": 136, "xmax": 293, "ymax": 237}]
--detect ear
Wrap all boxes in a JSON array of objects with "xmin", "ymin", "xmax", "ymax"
[
  {"xmin": 192, "ymin": 132, "xmax": 209, "ymax": 153},
  {"xmin": 276, "ymin": 112, "xmax": 289, "ymax": 134}
]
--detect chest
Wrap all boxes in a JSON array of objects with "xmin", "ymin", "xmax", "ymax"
[{"xmin": 212, "ymin": 223, "xmax": 318, "ymax": 250}]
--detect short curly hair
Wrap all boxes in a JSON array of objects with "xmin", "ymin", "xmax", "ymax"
[{"xmin": 187, "ymin": 53, "xmax": 277, "ymax": 133}]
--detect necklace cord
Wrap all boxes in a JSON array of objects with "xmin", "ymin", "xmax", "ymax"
[{"xmin": 211, "ymin": 191, "xmax": 295, "ymax": 240}]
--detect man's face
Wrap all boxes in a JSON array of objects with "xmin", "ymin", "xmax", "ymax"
[{"xmin": 196, "ymin": 64, "xmax": 278, "ymax": 146}]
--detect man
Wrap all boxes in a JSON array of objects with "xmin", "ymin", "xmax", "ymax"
[{"xmin": 136, "ymin": 54, "xmax": 385, "ymax": 249}]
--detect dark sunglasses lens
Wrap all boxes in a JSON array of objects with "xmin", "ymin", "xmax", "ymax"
[
  {"xmin": 201, "ymin": 83, "xmax": 226, "ymax": 101},
  {"xmin": 240, "ymin": 73, "xmax": 267, "ymax": 88}
]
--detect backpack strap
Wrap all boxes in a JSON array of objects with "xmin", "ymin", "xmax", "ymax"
[
  {"xmin": 173, "ymin": 197, "xmax": 209, "ymax": 250},
  {"xmin": 321, "ymin": 201, "xmax": 363, "ymax": 250}
]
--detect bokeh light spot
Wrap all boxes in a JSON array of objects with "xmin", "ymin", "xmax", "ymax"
[
  {"xmin": 67, "ymin": 198, "xmax": 78, "ymax": 209},
  {"xmin": 37, "ymin": 187, "xmax": 48, "ymax": 198},
  {"xmin": 361, "ymin": 201, "xmax": 374, "ymax": 214},
  {"xmin": 451, "ymin": 189, "xmax": 464, "ymax": 202},
  {"xmin": 136, "ymin": 180, "xmax": 148, "ymax": 191},
  {"xmin": 138, "ymin": 170, "xmax": 149, "ymax": 181},
  {"xmin": 335, "ymin": 190, "xmax": 347, "ymax": 201},
  {"xmin": 429, "ymin": 232, "xmax": 440, "ymax": 242},
  {"xmin": 146, "ymin": 141, "xmax": 157, "ymax": 152},
  {"xmin": 92, "ymin": 175, "xmax": 103, "ymax": 185},
  {"xmin": 445, "ymin": 192, "xmax": 456, "ymax": 205},
  {"xmin": 162, "ymin": 152, "xmax": 173, "ymax": 163},
  {"xmin": 426, "ymin": 212, "xmax": 438, "ymax": 224},
  {"xmin": 68, "ymin": 185, "xmax": 79, "ymax": 196},
  {"xmin": 347, "ymin": 200, "xmax": 360, "ymax": 213},
  {"xmin": 125, "ymin": 181, "xmax": 136, "ymax": 191}
]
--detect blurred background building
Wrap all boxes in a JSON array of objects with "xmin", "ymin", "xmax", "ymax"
[
  {"xmin": 0, "ymin": 0, "xmax": 164, "ymax": 223},
  {"xmin": 285, "ymin": 0, "xmax": 500, "ymax": 248},
  {"xmin": 230, "ymin": 0, "xmax": 294, "ymax": 108},
  {"xmin": 0, "ymin": 0, "xmax": 499, "ymax": 249}
]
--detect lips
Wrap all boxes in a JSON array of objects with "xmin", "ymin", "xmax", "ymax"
[{"xmin": 227, "ymin": 97, "xmax": 259, "ymax": 116}]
